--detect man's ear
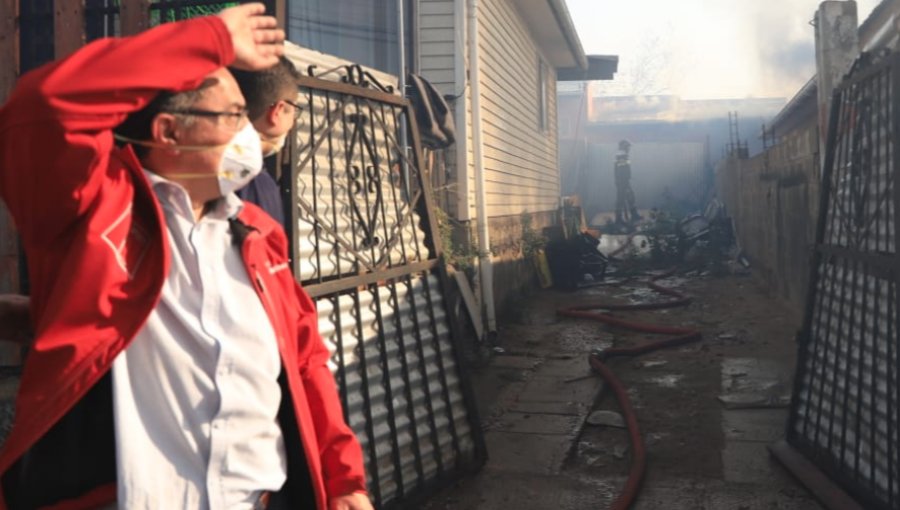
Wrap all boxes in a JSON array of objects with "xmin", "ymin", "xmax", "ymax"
[
  {"xmin": 264, "ymin": 102, "xmax": 282, "ymax": 128},
  {"xmin": 150, "ymin": 113, "xmax": 181, "ymax": 148}
]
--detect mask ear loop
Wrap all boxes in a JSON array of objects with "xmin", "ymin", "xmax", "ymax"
[
  {"xmin": 159, "ymin": 171, "xmax": 239, "ymax": 180},
  {"xmin": 113, "ymin": 134, "xmax": 234, "ymax": 179},
  {"xmin": 259, "ymin": 133, "xmax": 284, "ymax": 145},
  {"xmin": 113, "ymin": 133, "xmax": 230, "ymax": 153},
  {"xmin": 116, "ymin": 121, "xmax": 260, "ymax": 182}
]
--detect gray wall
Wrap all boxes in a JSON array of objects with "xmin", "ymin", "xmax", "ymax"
[
  {"xmin": 566, "ymin": 141, "xmax": 706, "ymax": 222},
  {"xmin": 560, "ymin": 116, "xmax": 774, "ymax": 223},
  {"xmin": 716, "ymin": 120, "xmax": 820, "ymax": 314}
]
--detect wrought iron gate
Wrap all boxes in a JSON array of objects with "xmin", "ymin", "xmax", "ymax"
[
  {"xmin": 785, "ymin": 51, "xmax": 900, "ymax": 509},
  {"xmin": 284, "ymin": 67, "xmax": 486, "ymax": 509}
]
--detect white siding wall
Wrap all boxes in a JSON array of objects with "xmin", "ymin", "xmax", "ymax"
[
  {"xmin": 416, "ymin": 0, "xmax": 562, "ymax": 220},
  {"xmin": 416, "ymin": 0, "xmax": 472, "ymax": 220},
  {"xmin": 477, "ymin": 0, "xmax": 559, "ymax": 218},
  {"xmin": 418, "ymin": 0, "xmax": 456, "ymax": 94}
]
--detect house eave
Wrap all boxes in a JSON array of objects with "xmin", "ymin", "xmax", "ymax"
[
  {"xmin": 515, "ymin": 0, "xmax": 589, "ymax": 69},
  {"xmin": 558, "ymin": 55, "xmax": 619, "ymax": 81}
]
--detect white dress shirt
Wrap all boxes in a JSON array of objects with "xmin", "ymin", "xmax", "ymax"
[{"xmin": 110, "ymin": 172, "xmax": 287, "ymax": 509}]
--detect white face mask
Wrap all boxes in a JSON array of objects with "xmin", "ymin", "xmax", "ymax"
[
  {"xmin": 218, "ymin": 122, "xmax": 264, "ymax": 195},
  {"xmin": 115, "ymin": 121, "xmax": 264, "ymax": 196}
]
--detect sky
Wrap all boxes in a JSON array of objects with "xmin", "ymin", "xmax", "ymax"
[{"xmin": 565, "ymin": 0, "xmax": 881, "ymax": 100}]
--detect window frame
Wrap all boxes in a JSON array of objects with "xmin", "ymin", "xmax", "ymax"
[{"xmin": 538, "ymin": 57, "xmax": 548, "ymax": 133}]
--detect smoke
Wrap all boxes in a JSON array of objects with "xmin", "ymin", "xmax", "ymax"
[
  {"xmin": 745, "ymin": 1, "xmax": 823, "ymax": 99},
  {"xmin": 566, "ymin": 0, "xmax": 882, "ymax": 100},
  {"xmin": 758, "ymin": 40, "xmax": 816, "ymax": 99}
]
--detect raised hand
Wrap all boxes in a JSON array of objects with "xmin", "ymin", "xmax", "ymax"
[{"xmin": 218, "ymin": 3, "xmax": 285, "ymax": 71}]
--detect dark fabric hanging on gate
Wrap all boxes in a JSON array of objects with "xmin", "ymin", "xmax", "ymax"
[{"xmin": 406, "ymin": 73, "xmax": 456, "ymax": 150}]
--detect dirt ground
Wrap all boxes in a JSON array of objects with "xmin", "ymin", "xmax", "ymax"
[
  {"xmin": 570, "ymin": 272, "xmax": 800, "ymax": 481},
  {"xmin": 422, "ymin": 268, "xmax": 822, "ymax": 509}
]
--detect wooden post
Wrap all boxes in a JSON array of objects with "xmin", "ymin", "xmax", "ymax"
[
  {"xmin": 0, "ymin": 0, "xmax": 20, "ymax": 364},
  {"xmin": 120, "ymin": 0, "xmax": 151, "ymax": 36},
  {"xmin": 273, "ymin": 0, "xmax": 285, "ymax": 29},
  {"xmin": 0, "ymin": 0, "xmax": 19, "ymax": 293},
  {"xmin": 0, "ymin": 0, "xmax": 17, "ymax": 103},
  {"xmin": 53, "ymin": 0, "xmax": 84, "ymax": 60}
]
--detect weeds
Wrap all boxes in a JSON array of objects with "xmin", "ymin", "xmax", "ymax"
[{"xmin": 433, "ymin": 204, "xmax": 478, "ymax": 274}]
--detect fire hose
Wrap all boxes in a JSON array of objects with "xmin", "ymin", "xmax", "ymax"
[{"xmin": 557, "ymin": 262, "xmax": 702, "ymax": 509}]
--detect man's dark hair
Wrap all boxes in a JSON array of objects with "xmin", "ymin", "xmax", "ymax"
[
  {"xmin": 230, "ymin": 56, "xmax": 301, "ymax": 120},
  {"xmin": 114, "ymin": 83, "xmax": 210, "ymax": 158}
]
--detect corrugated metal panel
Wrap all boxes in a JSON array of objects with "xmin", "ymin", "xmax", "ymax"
[
  {"xmin": 285, "ymin": 42, "xmax": 400, "ymax": 95},
  {"xmin": 316, "ymin": 275, "xmax": 475, "ymax": 503},
  {"xmin": 788, "ymin": 52, "xmax": 900, "ymax": 510},
  {"xmin": 285, "ymin": 69, "xmax": 485, "ymax": 509}
]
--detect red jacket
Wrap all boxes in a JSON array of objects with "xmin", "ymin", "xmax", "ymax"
[{"xmin": 0, "ymin": 16, "xmax": 366, "ymax": 509}]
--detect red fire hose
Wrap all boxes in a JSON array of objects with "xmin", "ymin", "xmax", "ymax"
[{"xmin": 557, "ymin": 267, "xmax": 702, "ymax": 510}]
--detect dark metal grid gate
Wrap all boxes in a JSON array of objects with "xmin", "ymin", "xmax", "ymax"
[
  {"xmin": 284, "ymin": 67, "xmax": 486, "ymax": 509},
  {"xmin": 787, "ymin": 52, "xmax": 900, "ymax": 510}
]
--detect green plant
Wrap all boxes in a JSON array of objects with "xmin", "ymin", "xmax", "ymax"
[
  {"xmin": 520, "ymin": 212, "xmax": 547, "ymax": 258},
  {"xmin": 151, "ymin": 2, "xmax": 239, "ymax": 25},
  {"xmin": 433, "ymin": 205, "xmax": 478, "ymax": 273}
]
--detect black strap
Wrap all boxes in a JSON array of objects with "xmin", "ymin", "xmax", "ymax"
[{"xmin": 229, "ymin": 216, "xmax": 257, "ymax": 247}]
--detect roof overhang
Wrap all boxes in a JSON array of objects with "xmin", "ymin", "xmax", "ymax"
[
  {"xmin": 558, "ymin": 55, "xmax": 619, "ymax": 81},
  {"xmin": 515, "ymin": 0, "xmax": 588, "ymax": 69}
]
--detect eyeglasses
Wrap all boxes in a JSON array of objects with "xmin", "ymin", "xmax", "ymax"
[
  {"xmin": 281, "ymin": 99, "xmax": 304, "ymax": 121},
  {"xmin": 165, "ymin": 108, "xmax": 249, "ymax": 130}
]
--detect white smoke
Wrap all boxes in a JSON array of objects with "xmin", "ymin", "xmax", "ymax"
[{"xmin": 566, "ymin": 0, "xmax": 881, "ymax": 100}]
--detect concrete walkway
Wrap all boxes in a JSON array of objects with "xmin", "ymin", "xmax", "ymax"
[{"xmin": 423, "ymin": 274, "xmax": 824, "ymax": 510}]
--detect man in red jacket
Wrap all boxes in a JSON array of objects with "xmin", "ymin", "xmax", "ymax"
[{"xmin": 0, "ymin": 4, "xmax": 371, "ymax": 510}]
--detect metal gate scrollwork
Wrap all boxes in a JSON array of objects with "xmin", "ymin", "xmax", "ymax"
[{"xmin": 283, "ymin": 65, "xmax": 486, "ymax": 509}]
